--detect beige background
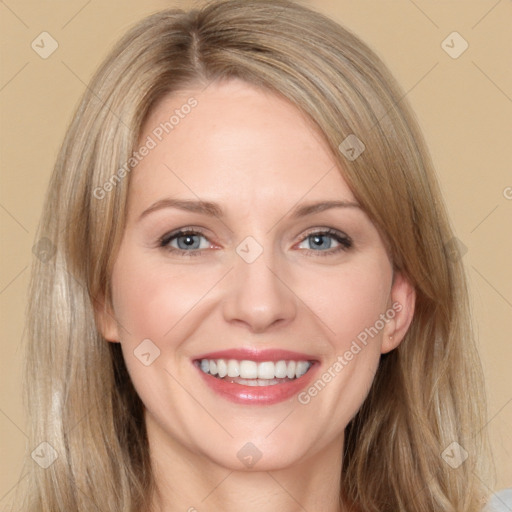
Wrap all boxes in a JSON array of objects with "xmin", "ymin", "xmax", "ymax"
[{"xmin": 1, "ymin": 0, "xmax": 511, "ymax": 506}]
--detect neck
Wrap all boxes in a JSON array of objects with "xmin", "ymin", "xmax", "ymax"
[{"xmin": 146, "ymin": 413, "xmax": 345, "ymax": 512}]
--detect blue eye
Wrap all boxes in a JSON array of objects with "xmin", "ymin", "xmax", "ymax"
[
  {"xmin": 159, "ymin": 227, "xmax": 352, "ymax": 257},
  {"xmin": 297, "ymin": 229, "xmax": 352, "ymax": 255},
  {"xmin": 160, "ymin": 230, "xmax": 211, "ymax": 255}
]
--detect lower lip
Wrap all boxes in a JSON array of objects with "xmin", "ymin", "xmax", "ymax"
[{"xmin": 194, "ymin": 362, "xmax": 318, "ymax": 405}]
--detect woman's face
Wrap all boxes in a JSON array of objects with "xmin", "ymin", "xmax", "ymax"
[{"xmin": 99, "ymin": 78, "xmax": 414, "ymax": 472}]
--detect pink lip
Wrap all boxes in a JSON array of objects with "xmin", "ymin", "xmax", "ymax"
[
  {"xmin": 193, "ymin": 348, "xmax": 317, "ymax": 362},
  {"xmin": 193, "ymin": 348, "xmax": 319, "ymax": 405}
]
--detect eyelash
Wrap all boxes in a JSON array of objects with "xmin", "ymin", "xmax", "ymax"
[
  {"xmin": 298, "ymin": 228, "xmax": 353, "ymax": 257},
  {"xmin": 159, "ymin": 229, "xmax": 211, "ymax": 258},
  {"xmin": 158, "ymin": 228, "xmax": 353, "ymax": 258}
]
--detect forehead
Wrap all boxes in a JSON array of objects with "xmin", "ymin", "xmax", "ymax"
[{"xmin": 128, "ymin": 79, "xmax": 355, "ymax": 214}]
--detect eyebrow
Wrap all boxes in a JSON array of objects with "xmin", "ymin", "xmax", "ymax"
[{"xmin": 138, "ymin": 198, "xmax": 361, "ymax": 222}]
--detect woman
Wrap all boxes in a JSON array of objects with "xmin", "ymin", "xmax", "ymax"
[{"xmin": 17, "ymin": 0, "xmax": 492, "ymax": 510}]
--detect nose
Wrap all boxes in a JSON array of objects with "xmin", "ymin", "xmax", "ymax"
[{"xmin": 221, "ymin": 247, "xmax": 297, "ymax": 333}]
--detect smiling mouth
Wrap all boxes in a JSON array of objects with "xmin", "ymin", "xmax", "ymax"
[{"xmin": 196, "ymin": 358, "xmax": 313, "ymax": 387}]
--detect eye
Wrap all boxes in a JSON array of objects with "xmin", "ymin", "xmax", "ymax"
[
  {"xmin": 158, "ymin": 227, "xmax": 352, "ymax": 257},
  {"xmin": 296, "ymin": 228, "xmax": 352, "ymax": 255},
  {"xmin": 159, "ymin": 229, "xmax": 212, "ymax": 256}
]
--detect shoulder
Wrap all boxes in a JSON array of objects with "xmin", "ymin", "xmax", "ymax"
[{"xmin": 484, "ymin": 489, "xmax": 512, "ymax": 511}]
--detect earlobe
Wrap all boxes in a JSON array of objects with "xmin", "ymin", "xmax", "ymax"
[
  {"xmin": 92, "ymin": 294, "xmax": 120, "ymax": 343},
  {"xmin": 381, "ymin": 271, "xmax": 416, "ymax": 354}
]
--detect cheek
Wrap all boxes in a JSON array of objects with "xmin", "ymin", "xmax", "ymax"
[
  {"xmin": 109, "ymin": 249, "xmax": 215, "ymax": 440},
  {"xmin": 295, "ymin": 253, "xmax": 393, "ymax": 351},
  {"xmin": 292, "ymin": 257, "xmax": 392, "ymax": 437},
  {"xmin": 110, "ymin": 248, "xmax": 224, "ymax": 343}
]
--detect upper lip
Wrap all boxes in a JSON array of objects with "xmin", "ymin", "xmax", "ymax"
[{"xmin": 193, "ymin": 348, "xmax": 317, "ymax": 362}]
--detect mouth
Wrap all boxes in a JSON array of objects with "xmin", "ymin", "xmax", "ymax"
[
  {"xmin": 197, "ymin": 358, "xmax": 312, "ymax": 386},
  {"xmin": 192, "ymin": 349, "xmax": 318, "ymax": 405}
]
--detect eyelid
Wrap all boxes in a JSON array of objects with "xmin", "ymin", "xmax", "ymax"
[
  {"xmin": 294, "ymin": 227, "xmax": 353, "ymax": 253},
  {"xmin": 159, "ymin": 227, "xmax": 217, "ymax": 257},
  {"xmin": 295, "ymin": 226, "xmax": 352, "ymax": 244},
  {"xmin": 159, "ymin": 227, "xmax": 209, "ymax": 246},
  {"xmin": 158, "ymin": 226, "xmax": 353, "ymax": 256}
]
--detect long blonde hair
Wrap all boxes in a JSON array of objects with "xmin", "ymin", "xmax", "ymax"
[{"xmin": 16, "ymin": 0, "xmax": 491, "ymax": 510}]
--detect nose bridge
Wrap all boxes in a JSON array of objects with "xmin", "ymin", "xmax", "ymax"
[{"xmin": 222, "ymin": 238, "xmax": 297, "ymax": 332}]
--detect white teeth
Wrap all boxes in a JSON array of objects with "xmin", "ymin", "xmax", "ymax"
[
  {"xmin": 240, "ymin": 360, "xmax": 258, "ymax": 379},
  {"xmin": 296, "ymin": 361, "xmax": 310, "ymax": 378},
  {"xmin": 227, "ymin": 359, "xmax": 239, "ymax": 377},
  {"xmin": 257, "ymin": 361, "xmax": 275, "ymax": 380},
  {"xmin": 286, "ymin": 361, "xmax": 296, "ymax": 379},
  {"xmin": 275, "ymin": 360, "xmax": 288, "ymax": 378},
  {"xmin": 198, "ymin": 358, "xmax": 312, "ymax": 381},
  {"xmin": 217, "ymin": 359, "xmax": 227, "ymax": 378},
  {"xmin": 236, "ymin": 378, "xmax": 282, "ymax": 387}
]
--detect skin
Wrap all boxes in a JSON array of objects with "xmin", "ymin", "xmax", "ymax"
[{"xmin": 97, "ymin": 78, "xmax": 415, "ymax": 512}]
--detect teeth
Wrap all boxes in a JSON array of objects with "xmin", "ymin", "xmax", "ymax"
[
  {"xmin": 286, "ymin": 361, "xmax": 296, "ymax": 379},
  {"xmin": 198, "ymin": 358, "xmax": 312, "ymax": 380},
  {"xmin": 237, "ymin": 378, "xmax": 282, "ymax": 387},
  {"xmin": 258, "ymin": 361, "xmax": 275, "ymax": 379},
  {"xmin": 296, "ymin": 361, "xmax": 310, "ymax": 378},
  {"xmin": 275, "ymin": 360, "xmax": 288, "ymax": 378},
  {"xmin": 240, "ymin": 360, "xmax": 258, "ymax": 379},
  {"xmin": 227, "ymin": 359, "xmax": 239, "ymax": 377},
  {"xmin": 217, "ymin": 359, "xmax": 227, "ymax": 378}
]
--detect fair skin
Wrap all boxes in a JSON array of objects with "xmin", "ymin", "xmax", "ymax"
[{"xmin": 97, "ymin": 78, "xmax": 415, "ymax": 512}]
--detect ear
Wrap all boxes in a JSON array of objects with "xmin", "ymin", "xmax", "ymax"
[
  {"xmin": 93, "ymin": 293, "xmax": 120, "ymax": 343},
  {"xmin": 381, "ymin": 271, "xmax": 416, "ymax": 354}
]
